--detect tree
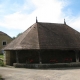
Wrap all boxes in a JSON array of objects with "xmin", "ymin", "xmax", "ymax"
[
  {"xmin": 12, "ymin": 37, "xmax": 16, "ymax": 39},
  {"xmin": 17, "ymin": 33, "xmax": 22, "ymax": 37},
  {"xmin": 12, "ymin": 33, "xmax": 22, "ymax": 40}
]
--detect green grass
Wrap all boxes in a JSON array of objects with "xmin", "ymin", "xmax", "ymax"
[
  {"xmin": 0, "ymin": 54, "xmax": 4, "ymax": 66},
  {"xmin": 0, "ymin": 75, "xmax": 1, "ymax": 78},
  {"xmin": 0, "ymin": 54, "xmax": 4, "ymax": 59},
  {"xmin": 0, "ymin": 61, "xmax": 4, "ymax": 66}
]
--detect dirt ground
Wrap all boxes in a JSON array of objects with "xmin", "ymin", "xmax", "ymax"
[{"xmin": 0, "ymin": 67, "xmax": 80, "ymax": 80}]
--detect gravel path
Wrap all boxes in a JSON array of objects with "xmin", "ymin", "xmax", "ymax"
[{"xmin": 0, "ymin": 67, "xmax": 80, "ymax": 80}]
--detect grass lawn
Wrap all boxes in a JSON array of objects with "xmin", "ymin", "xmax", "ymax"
[
  {"xmin": 0, "ymin": 54, "xmax": 4, "ymax": 66},
  {"xmin": 0, "ymin": 54, "xmax": 4, "ymax": 59}
]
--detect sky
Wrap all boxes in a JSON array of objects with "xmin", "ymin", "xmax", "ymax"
[{"xmin": 0, "ymin": 0, "xmax": 80, "ymax": 37}]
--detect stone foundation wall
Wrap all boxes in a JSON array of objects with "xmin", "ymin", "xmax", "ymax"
[{"xmin": 13, "ymin": 63, "xmax": 80, "ymax": 68}]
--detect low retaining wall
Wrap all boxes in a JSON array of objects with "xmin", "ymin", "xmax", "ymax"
[{"xmin": 13, "ymin": 62, "xmax": 80, "ymax": 68}]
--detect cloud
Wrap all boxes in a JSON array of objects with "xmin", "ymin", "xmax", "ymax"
[
  {"xmin": 68, "ymin": 16, "xmax": 80, "ymax": 31},
  {"xmin": 0, "ymin": 0, "xmax": 80, "ymax": 37},
  {"xmin": 0, "ymin": 12, "xmax": 28, "ymax": 30},
  {"xmin": 0, "ymin": 0, "xmax": 66, "ymax": 31}
]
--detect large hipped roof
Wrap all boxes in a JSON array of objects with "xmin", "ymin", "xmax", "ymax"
[{"xmin": 3, "ymin": 22, "xmax": 80, "ymax": 50}]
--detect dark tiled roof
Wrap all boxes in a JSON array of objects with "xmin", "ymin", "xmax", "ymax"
[
  {"xmin": 3, "ymin": 22, "xmax": 80, "ymax": 50},
  {"xmin": 0, "ymin": 31, "xmax": 11, "ymax": 38},
  {"xmin": 0, "ymin": 31, "xmax": 7, "ymax": 35}
]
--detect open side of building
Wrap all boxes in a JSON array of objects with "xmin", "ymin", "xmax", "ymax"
[
  {"xmin": 4, "ymin": 50, "xmax": 80, "ymax": 66},
  {"xmin": 3, "ymin": 21, "xmax": 80, "ymax": 67}
]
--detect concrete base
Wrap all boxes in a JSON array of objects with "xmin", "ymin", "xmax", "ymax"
[{"xmin": 13, "ymin": 62, "xmax": 80, "ymax": 68}]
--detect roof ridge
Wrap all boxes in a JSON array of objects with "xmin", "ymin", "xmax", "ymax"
[{"xmin": 37, "ymin": 22, "xmax": 64, "ymax": 25}]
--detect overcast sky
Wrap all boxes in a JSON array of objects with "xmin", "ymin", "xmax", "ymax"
[{"xmin": 0, "ymin": 0, "xmax": 80, "ymax": 37}]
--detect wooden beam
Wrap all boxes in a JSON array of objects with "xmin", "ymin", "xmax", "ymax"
[
  {"xmin": 75, "ymin": 51, "xmax": 79, "ymax": 63},
  {"xmin": 16, "ymin": 51, "xmax": 19, "ymax": 63},
  {"xmin": 39, "ymin": 51, "xmax": 42, "ymax": 64}
]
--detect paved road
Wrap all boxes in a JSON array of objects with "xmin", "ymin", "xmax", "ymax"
[{"xmin": 0, "ymin": 67, "xmax": 80, "ymax": 80}]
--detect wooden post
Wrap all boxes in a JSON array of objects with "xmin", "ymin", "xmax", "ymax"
[
  {"xmin": 16, "ymin": 51, "xmax": 19, "ymax": 63},
  {"xmin": 75, "ymin": 51, "xmax": 79, "ymax": 62},
  {"xmin": 39, "ymin": 51, "xmax": 42, "ymax": 64},
  {"xmin": 4, "ymin": 51, "xmax": 11, "ymax": 65}
]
